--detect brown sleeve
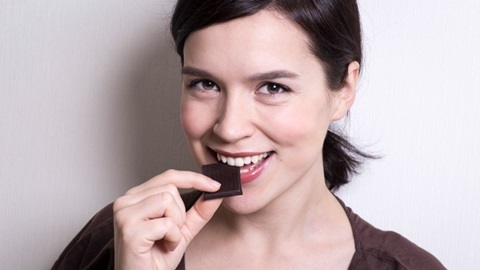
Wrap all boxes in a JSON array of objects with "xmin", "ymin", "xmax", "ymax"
[{"xmin": 51, "ymin": 203, "xmax": 115, "ymax": 270}]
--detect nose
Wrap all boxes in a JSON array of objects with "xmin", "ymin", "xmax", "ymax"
[{"xmin": 213, "ymin": 92, "xmax": 255, "ymax": 143}]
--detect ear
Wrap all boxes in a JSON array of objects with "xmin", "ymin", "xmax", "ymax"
[{"xmin": 331, "ymin": 61, "xmax": 360, "ymax": 121}]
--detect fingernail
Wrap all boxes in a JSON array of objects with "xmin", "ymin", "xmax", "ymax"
[{"xmin": 210, "ymin": 180, "xmax": 221, "ymax": 189}]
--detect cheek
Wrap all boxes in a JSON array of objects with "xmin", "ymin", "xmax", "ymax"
[
  {"xmin": 263, "ymin": 102, "xmax": 331, "ymax": 146},
  {"xmin": 180, "ymin": 100, "xmax": 213, "ymax": 141}
]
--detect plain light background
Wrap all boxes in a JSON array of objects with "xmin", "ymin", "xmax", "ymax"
[{"xmin": 1, "ymin": 0, "xmax": 479, "ymax": 269}]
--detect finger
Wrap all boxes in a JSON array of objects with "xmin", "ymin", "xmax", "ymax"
[
  {"xmin": 181, "ymin": 196, "xmax": 223, "ymax": 245},
  {"xmin": 145, "ymin": 218, "xmax": 183, "ymax": 252},
  {"xmin": 114, "ymin": 184, "xmax": 186, "ymax": 222},
  {"xmin": 137, "ymin": 192, "xmax": 185, "ymax": 227},
  {"xmin": 118, "ymin": 217, "xmax": 183, "ymax": 254},
  {"xmin": 126, "ymin": 170, "xmax": 221, "ymax": 195}
]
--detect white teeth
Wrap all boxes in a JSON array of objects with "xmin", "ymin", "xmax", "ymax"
[
  {"xmin": 216, "ymin": 152, "xmax": 270, "ymax": 167},
  {"xmin": 234, "ymin": 157, "xmax": 244, "ymax": 167}
]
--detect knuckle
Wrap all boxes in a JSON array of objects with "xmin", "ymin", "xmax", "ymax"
[
  {"xmin": 165, "ymin": 168, "xmax": 178, "ymax": 174},
  {"xmin": 162, "ymin": 217, "xmax": 176, "ymax": 228},
  {"xmin": 124, "ymin": 186, "xmax": 138, "ymax": 196},
  {"xmin": 162, "ymin": 169, "xmax": 178, "ymax": 179},
  {"xmin": 112, "ymin": 196, "xmax": 127, "ymax": 212},
  {"xmin": 147, "ymin": 169, "xmax": 179, "ymax": 186},
  {"xmin": 164, "ymin": 183, "xmax": 179, "ymax": 194},
  {"xmin": 157, "ymin": 191, "xmax": 175, "ymax": 205}
]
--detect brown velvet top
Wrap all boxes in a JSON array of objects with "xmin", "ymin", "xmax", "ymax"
[{"xmin": 52, "ymin": 191, "xmax": 446, "ymax": 270}]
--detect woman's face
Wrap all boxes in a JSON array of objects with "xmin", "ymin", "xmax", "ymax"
[{"xmin": 181, "ymin": 10, "xmax": 352, "ymax": 213}]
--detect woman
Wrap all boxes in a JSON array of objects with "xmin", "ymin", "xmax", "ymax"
[{"xmin": 53, "ymin": 0, "xmax": 446, "ymax": 269}]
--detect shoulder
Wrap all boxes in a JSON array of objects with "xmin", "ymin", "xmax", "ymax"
[
  {"xmin": 52, "ymin": 203, "xmax": 115, "ymax": 269},
  {"xmin": 340, "ymin": 201, "xmax": 446, "ymax": 270}
]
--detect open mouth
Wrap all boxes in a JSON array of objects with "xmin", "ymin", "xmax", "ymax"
[
  {"xmin": 216, "ymin": 152, "xmax": 271, "ymax": 167},
  {"xmin": 207, "ymin": 148, "xmax": 272, "ymax": 183},
  {"xmin": 215, "ymin": 151, "xmax": 272, "ymax": 175}
]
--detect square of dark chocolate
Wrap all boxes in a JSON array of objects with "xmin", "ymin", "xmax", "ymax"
[{"xmin": 202, "ymin": 163, "xmax": 242, "ymax": 200}]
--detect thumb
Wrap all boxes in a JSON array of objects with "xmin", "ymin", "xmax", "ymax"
[{"xmin": 181, "ymin": 196, "xmax": 223, "ymax": 245}]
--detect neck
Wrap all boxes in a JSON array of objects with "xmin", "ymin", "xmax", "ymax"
[{"xmin": 210, "ymin": 180, "xmax": 348, "ymax": 246}]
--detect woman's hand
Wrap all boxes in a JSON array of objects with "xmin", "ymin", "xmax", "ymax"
[{"xmin": 113, "ymin": 169, "xmax": 222, "ymax": 270}]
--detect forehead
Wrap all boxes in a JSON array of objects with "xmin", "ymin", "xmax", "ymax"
[{"xmin": 183, "ymin": 10, "xmax": 314, "ymax": 73}]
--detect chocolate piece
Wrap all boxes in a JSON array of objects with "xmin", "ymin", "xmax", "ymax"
[{"xmin": 202, "ymin": 163, "xmax": 242, "ymax": 200}]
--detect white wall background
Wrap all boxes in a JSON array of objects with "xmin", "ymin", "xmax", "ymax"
[{"xmin": 1, "ymin": 0, "xmax": 479, "ymax": 269}]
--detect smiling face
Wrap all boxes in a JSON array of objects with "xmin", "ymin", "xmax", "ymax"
[{"xmin": 181, "ymin": 10, "xmax": 354, "ymax": 213}]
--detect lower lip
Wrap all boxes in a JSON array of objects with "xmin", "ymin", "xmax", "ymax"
[{"xmin": 238, "ymin": 155, "xmax": 272, "ymax": 184}]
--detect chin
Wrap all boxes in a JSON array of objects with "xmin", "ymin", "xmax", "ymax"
[{"xmin": 220, "ymin": 193, "xmax": 269, "ymax": 215}]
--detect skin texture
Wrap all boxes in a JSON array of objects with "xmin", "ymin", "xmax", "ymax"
[
  {"xmin": 113, "ymin": 170, "xmax": 224, "ymax": 269},
  {"xmin": 114, "ymin": 9, "xmax": 360, "ymax": 270},
  {"xmin": 181, "ymin": 10, "xmax": 356, "ymax": 216}
]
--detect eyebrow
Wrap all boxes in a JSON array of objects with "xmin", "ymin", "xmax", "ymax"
[
  {"xmin": 247, "ymin": 70, "xmax": 299, "ymax": 81},
  {"xmin": 182, "ymin": 66, "xmax": 213, "ymax": 77},
  {"xmin": 182, "ymin": 66, "xmax": 299, "ymax": 81}
]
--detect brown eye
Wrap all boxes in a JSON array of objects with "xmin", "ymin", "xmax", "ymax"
[
  {"xmin": 267, "ymin": 84, "xmax": 282, "ymax": 94},
  {"xmin": 189, "ymin": 80, "xmax": 219, "ymax": 91},
  {"xmin": 201, "ymin": 80, "xmax": 217, "ymax": 90},
  {"xmin": 257, "ymin": 83, "xmax": 288, "ymax": 95}
]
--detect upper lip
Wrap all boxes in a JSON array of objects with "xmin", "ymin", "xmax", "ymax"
[{"xmin": 210, "ymin": 148, "xmax": 270, "ymax": 158}]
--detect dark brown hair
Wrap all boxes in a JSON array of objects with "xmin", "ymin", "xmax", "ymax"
[{"xmin": 171, "ymin": 0, "xmax": 374, "ymax": 190}]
